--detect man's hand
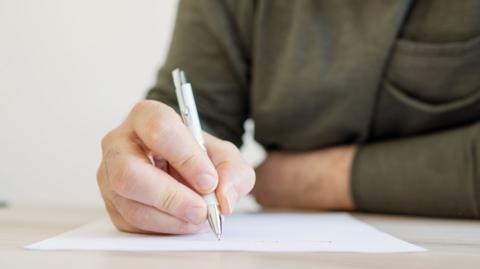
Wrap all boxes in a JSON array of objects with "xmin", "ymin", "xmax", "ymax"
[
  {"xmin": 252, "ymin": 145, "xmax": 356, "ymax": 211},
  {"xmin": 97, "ymin": 100, "xmax": 255, "ymax": 234}
]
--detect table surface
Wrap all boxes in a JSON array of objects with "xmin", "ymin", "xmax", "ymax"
[{"xmin": 1, "ymin": 204, "xmax": 480, "ymax": 269}]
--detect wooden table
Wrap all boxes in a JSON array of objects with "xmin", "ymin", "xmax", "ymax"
[{"xmin": 1, "ymin": 204, "xmax": 480, "ymax": 269}]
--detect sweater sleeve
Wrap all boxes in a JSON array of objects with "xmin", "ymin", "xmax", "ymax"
[
  {"xmin": 352, "ymin": 122, "xmax": 480, "ymax": 218},
  {"xmin": 146, "ymin": 0, "xmax": 251, "ymax": 146}
]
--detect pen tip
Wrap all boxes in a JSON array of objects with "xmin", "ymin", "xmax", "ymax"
[{"xmin": 207, "ymin": 204, "xmax": 223, "ymax": 241}]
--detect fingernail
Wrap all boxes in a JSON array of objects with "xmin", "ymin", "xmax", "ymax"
[
  {"xmin": 226, "ymin": 187, "xmax": 238, "ymax": 214},
  {"xmin": 196, "ymin": 174, "xmax": 216, "ymax": 192},
  {"xmin": 185, "ymin": 205, "xmax": 206, "ymax": 224}
]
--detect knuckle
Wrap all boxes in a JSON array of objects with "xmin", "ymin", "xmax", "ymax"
[
  {"xmin": 177, "ymin": 152, "xmax": 198, "ymax": 170},
  {"xmin": 101, "ymin": 130, "xmax": 117, "ymax": 153},
  {"xmin": 131, "ymin": 100, "xmax": 153, "ymax": 117},
  {"xmin": 140, "ymin": 100, "xmax": 176, "ymax": 122},
  {"xmin": 144, "ymin": 111, "xmax": 179, "ymax": 146},
  {"xmin": 157, "ymin": 186, "xmax": 182, "ymax": 213},
  {"xmin": 110, "ymin": 160, "xmax": 137, "ymax": 195},
  {"xmin": 156, "ymin": 102, "xmax": 177, "ymax": 117},
  {"xmin": 132, "ymin": 99, "xmax": 177, "ymax": 122},
  {"xmin": 145, "ymin": 118, "xmax": 174, "ymax": 146}
]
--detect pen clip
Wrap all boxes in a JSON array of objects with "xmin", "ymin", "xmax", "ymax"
[
  {"xmin": 172, "ymin": 68, "xmax": 206, "ymax": 150},
  {"xmin": 181, "ymin": 106, "xmax": 191, "ymax": 126},
  {"xmin": 172, "ymin": 68, "xmax": 189, "ymax": 124}
]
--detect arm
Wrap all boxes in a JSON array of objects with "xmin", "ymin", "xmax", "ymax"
[
  {"xmin": 353, "ymin": 122, "xmax": 480, "ymax": 218},
  {"xmin": 146, "ymin": 0, "xmax": 251, "ymax": 146},
  {"xmin": 254, "ymin": 122, "xmax": 480, "ymax": 219}
]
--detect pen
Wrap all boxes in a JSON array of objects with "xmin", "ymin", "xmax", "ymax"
[{"xmin": 171, "ymin": 68, "xmax": 223, "ymax": 240}]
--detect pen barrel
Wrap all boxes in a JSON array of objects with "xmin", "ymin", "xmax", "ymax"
[
  {"xmin": 181, "ymin": 83, "xmax": 206, "ymax": 151},
  {"xmin": 172, "ymin": 70, "xmax": 219, "ymax": 208},
  {"xmin": 179, "ymin": 83, "xmax": 219, "ymax": 206}
]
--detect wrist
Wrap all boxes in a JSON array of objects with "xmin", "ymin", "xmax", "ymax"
[
  {"xmin": 313, "ymin": 145, "xmax": 356, "ymax": 210},
  {"xmin": 331, "ymin": 145, "xmax": 356, "ymax": 210}
]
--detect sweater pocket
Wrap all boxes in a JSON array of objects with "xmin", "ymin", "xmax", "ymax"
[{"xmin": 371, "ymin": 35, "xmax": 480, "ymax": 139}]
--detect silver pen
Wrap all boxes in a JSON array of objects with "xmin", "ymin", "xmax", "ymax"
[{"xmin": 172, "ymin": 68, "xmax": 223, "ymax": 240}]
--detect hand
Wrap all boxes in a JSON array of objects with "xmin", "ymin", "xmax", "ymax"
[
  {"xmin": 252, "ymin": 145, "xmax": 356, "ymax": 211},
  {"xmin": 97, "ymin": 100, "xmax": 255, "ymax": 234}
]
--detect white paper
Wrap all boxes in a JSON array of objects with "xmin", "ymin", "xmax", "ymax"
[{"xmin": 25, "ymin": 213, "xmax": 425, "ymax": 253}]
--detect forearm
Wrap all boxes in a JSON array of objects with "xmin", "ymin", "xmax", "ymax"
[
  {"xmin": 352, "ymin": 122, "xmax": 480, "ymax": 218},
  {"xmin": 253, "ymin": 145, "xmax": 357, "ymax": 211}
]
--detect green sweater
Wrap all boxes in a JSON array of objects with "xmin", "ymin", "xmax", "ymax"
[{"xmin": 147, "ymin": 0, "xmax": 480, "ymax": 218}]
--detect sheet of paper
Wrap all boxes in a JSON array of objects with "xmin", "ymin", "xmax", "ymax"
[{"xmin": 26, "ymin": 213, "xmax": 425, "ymax": 253}]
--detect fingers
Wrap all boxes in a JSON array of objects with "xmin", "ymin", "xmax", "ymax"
[
  {"xmin": 101, "ymin": 133, "xmax": 207, "ymax": 225},
  {"xmin": 128, "ymin": 100, "xmax": 218, "ymax": 194},
  {"xmin": 97, "ymin": 162, "xmax": 145, "ymax": 234},
  {"xmin": 97, "ymin": 161, "xmax": 208, "ymax": 234},
  {"xmin": 98, "ymin": 100, "xmax": 255, "ymax": 236},
  {"xmin": 204, "ymin": 133, "xmax": 256, "ymax": 215},
  {"xmin": 111, "ymin": 194, "xmax": 209, "ymax": 234}
]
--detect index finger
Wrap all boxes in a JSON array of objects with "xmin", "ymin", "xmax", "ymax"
[
  {"xmin": 127, "ymin": 100, "xmax": 218, "ymax": 194},
  {"xmin": 204, "ymin": 133, "xmax": 256, "ymax": 215}
]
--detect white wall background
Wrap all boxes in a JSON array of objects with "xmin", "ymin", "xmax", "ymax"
[
  {"xmin": 0, "ymin": 0, "xmax": 180, "ymax": 206},
  {"xmin": 0, "ymin": 0, "xmax": 264, "ymax": 207}
]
